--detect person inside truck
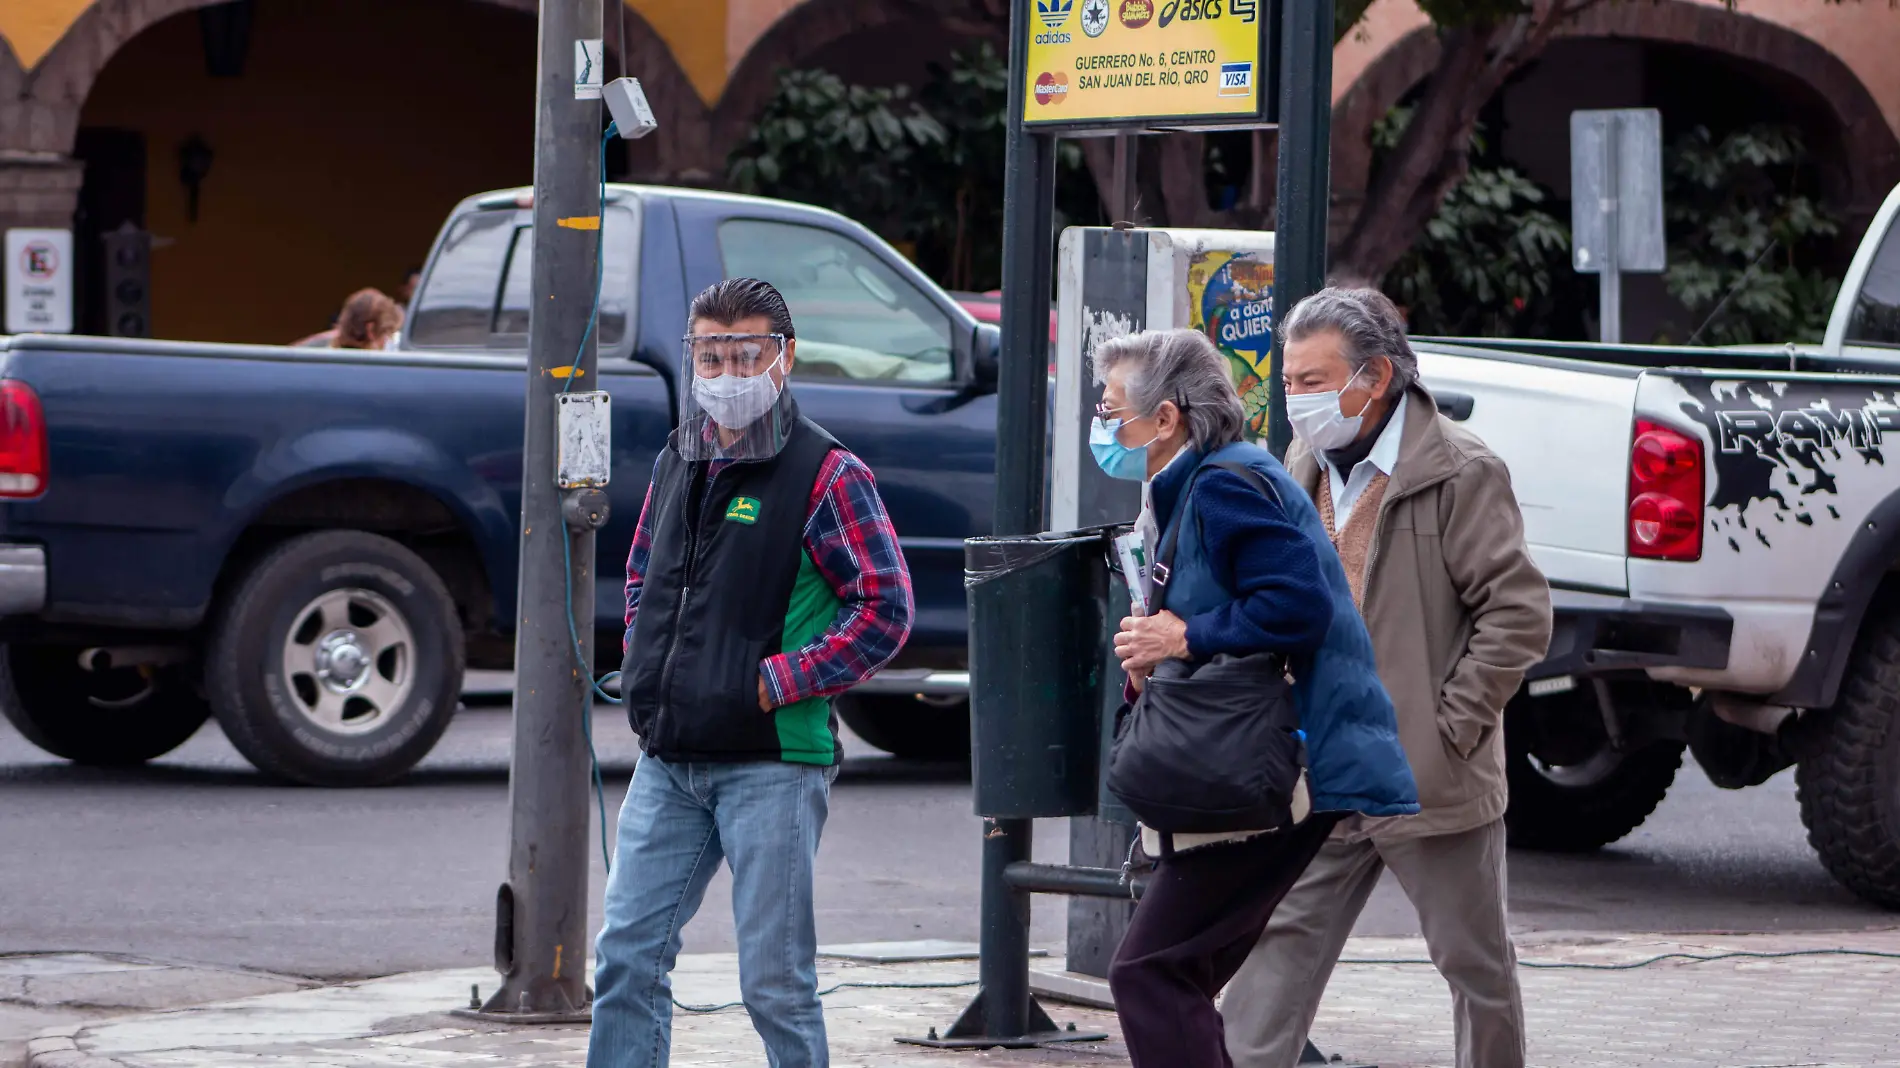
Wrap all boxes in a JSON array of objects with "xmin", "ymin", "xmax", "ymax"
[
  {"xmin": 589, "ymin": 278, "xmax": 915, "ymax": 1068},
  {"xmin": 395, "ymin": 265, "xmax": 422, "ymax": 310},
  {"xmin": 1091, "ymin": 328, "xmax": 1416, "ymax": 1068},
  {"xmin": 1221, "ymin": 287, "xmax": 1553, "ymax": 1068},
  {"xmin": 328, "ymin": 288, "xmax": 403, "ymax": 350}
]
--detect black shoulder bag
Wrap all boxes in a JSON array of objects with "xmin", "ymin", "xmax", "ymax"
[{"xmin": 1104, "ymin": 461, "xmax": 1307, "ymax": 834}]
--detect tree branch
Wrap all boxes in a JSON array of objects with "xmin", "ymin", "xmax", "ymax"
[{"xmin": 1333, "ymin": 0, "xmax": 1612, "ymax": 282}]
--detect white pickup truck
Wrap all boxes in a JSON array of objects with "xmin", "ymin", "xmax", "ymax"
[{"xmin": 1413, "ymin": 181, "xmax": 1900, "ymax": 908}]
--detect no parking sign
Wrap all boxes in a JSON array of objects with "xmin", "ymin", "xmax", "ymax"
[{"xmin": 5, "ymin": 228, "xmax": 74, "ymax": 334}]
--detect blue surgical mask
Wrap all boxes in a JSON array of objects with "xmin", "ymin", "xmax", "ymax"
[{"xmin": 1091, "ymin": 417, "xmax": 1159, "ymax": 481}]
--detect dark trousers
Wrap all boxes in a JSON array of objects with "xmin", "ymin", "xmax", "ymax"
[{"xmin": 1108, "ymin": 815, "xmax": 1342, "ymax": 1068}]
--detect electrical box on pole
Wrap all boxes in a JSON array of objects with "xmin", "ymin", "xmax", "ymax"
[{"xmin": 1572, "ymin": 108, "xmax": 1665, "ymax": 344}]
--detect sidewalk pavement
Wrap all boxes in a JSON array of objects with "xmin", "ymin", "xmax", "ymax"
[
  {"xmin": 1, "ymin": 953, "xmax": 314, "ymax": 1068},
  {"xmin": 24, "ymin": 929, "xmax": 1900, "ymax": 1068}
]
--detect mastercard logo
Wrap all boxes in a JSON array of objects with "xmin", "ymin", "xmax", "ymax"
[
  {"xmin": 1034, "ymin": 71, "xmax": 1069, "ymax": 105},
  {"xmin": 1119, "ymin": 0, "xmax": 1153, "ymax": 28}
]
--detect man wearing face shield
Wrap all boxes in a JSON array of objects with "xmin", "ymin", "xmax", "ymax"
[
  {"xmin": 1220, "ymin": 288, "xmax": 1552, "ymax": 1068},
  {"xmin": 589, "ymin": 278, "xmax": 914, "ymax": 1068}
]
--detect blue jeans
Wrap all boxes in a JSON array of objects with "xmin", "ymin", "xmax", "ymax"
[{"xmin": 588, "ymin": 755, "xmax": 836, "ymax": 1068}]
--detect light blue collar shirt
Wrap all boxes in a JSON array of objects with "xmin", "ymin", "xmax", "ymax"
[{"xmin": 1321, "ymin": 393, "xmax": 1408, "ymax": 528}]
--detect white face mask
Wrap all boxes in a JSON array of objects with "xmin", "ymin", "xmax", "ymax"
[
  {"xmin": 1286, "ymin": 366, "xmax": 1372, "ymax": 452},
  {"xmin": 692, "ymin": 355, "xmax": 783, "ymax": 429}
]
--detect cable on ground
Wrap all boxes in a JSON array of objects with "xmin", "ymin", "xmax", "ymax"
[
  {"xmin": 1338, "ymin": 946, "xmax": 1900, "ymax": 971},
  {"xmin": 672, "ymin": 979, "xmax": 980, "ymax": 1015},
  {"xmin": 668, "ymin": 946, "xmax": 1900, "ymax": 1014}
]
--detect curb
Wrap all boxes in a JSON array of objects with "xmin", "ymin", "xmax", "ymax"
[{"xmin": 25, "ymin": 1025, "xmax": 125, "ymax": 1068}]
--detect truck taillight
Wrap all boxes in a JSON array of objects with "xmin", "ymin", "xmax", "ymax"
[
  {"xmin": 0, "ymin": 380, "xmax": 46, "ymax": 498},
  {"xmin": 1629, "ymin": 420, "xmax": 1702, "ymax": 561}
]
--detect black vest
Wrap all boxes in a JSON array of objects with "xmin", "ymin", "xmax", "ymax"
[{"xmin": 621, "ymin": 408, "xmax": 841, "ymax": 763}]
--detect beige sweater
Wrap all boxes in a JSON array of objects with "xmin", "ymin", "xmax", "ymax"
[{"xmin": 1317, "ymin": 471, "xmax": 1391, "ymax": 609}]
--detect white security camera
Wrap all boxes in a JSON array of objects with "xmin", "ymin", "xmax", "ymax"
[{"xmin": 604, "ymin": 77, "xmax": 658, "ymax": 140}]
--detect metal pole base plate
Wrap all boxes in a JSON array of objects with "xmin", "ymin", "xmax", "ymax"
[
  {"xmin": 1301, "ymin": 1038, "xmax": 1376, "ymax": 1067},
  {"xmin": 897, "ymin": 1027, "xmax": 1109, "ymax": 1050},
  {"xmin": 448, "ymin": 1006, "xmax": 593, "ymax": 1026},
  {"xmin": 898, "ymin": 990, "xmax": 1108, "ymax": 1049}
]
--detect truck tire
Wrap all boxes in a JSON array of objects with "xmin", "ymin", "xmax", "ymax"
[
  {"xmin": 835, "ymin": 693, "xmax": 970, "ymax": 761},
  {"xmin": 1796, "ymin": 602, "xmax": 1900, "ymax": 909},
  {"xmin": 1503, "ymin": 686, "xmax": 1683, "ymax": 851},
  {"xmin": 0, "ymin": 644, "xmax": 209, "ymax": 765},
  {"xmin": 207, "ymin": 531, "xmax": 463, "ymax": 786}
]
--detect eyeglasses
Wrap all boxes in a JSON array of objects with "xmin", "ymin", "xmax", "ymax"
[
  {"xmin": 683, "ymin": 333, "xmax": 786, "ymax": 376},
  {"xmin": 1093, "ymin": 393, "xmax": 1190, "ymax": 428}
]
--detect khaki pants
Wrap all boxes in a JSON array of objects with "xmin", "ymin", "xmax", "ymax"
[{"xmin": 1219, "ymin": 819, "xmax": 1525, "ymax": 1068}]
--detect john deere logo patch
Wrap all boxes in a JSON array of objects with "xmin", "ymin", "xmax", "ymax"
[{"xmin": 725, "ymin": 496, "xmax": 761, "ymax": 524}]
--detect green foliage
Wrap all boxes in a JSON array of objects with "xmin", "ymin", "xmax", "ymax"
[
  {"xmin": 1413, "ymin": 0, "xmax": 1532, "ymax": 28},
  {"xmin": 726, "ymin": 70, "xmax": 946, "ymax": 246},
  {"xmin": 1658, "ymin": 124, "xmax": 1841, "ymax": 345},
  {"xmin": 1373, "ymin": 108, "xmax": 1571, "ymax": 336},
  {"xmin": 728, "ymin": 46, "xmax": 1095, "ymax": 291},
  {"xmin": 911, "ymin": 45, "xmax": 1012, "ymax": 291},
  {"xmin": 1334, "ymin": 0, "xmax": 1377, "ymax": 41}
]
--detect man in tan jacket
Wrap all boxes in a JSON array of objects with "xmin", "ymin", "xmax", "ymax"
[{"xmin": 1220, "ymin": 288, "xmax": 1553, "ymax": 1068}]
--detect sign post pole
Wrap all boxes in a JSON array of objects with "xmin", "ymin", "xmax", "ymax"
[
  {"xmin": 1265, "ymin": 0, "xmax": 1331, "ymax": 460},
  {"xmin": 1599, "ymin": 114, "xmax": 1623, "ymax": 343}
]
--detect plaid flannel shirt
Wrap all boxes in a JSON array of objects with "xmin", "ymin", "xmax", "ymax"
[{"xmin": 624, "ymin": 449, "xmax": 914, "ymax": 707}]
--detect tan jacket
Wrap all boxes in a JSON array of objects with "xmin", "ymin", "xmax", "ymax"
[{"xmin": 1287, "ymin": 388, "xmax": 1553, "ymax": 841}]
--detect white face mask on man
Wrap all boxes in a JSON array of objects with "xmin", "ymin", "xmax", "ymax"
[
  {"xmin": 692, "ymin": 354, "xmax": 785, "ymax": 429},
  {"xmin": 1286, "ymin": 366, "xmax": 1373, "ymax": 452}
]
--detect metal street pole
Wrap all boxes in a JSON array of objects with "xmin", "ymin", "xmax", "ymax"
[
  {"xmin": 1267, "ymin": 0, "xmax": 1334, "ymax": 461},
  {"xmin": 479, "ymin": 0, "xmax": 603, "ymax": 1021},
  {"xmin": 970, "ymin": 0, "xmax": 1055, "ymax": 1041},
  {"xmin": 1599, "ymin": 113, "xmax": 1623, "ymax": 343},
  {"xmin": 1273, "ymin": 13, "xmax": 1376, "ymax": 1064}
]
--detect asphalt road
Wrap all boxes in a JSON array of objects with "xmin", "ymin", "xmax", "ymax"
[{"xmin": 2, "ymin": 693, "xmax": 1890, "ymax": 980}]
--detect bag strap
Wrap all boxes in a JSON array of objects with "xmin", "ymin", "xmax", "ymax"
[
  {"xmin": 1210, "ymin": 460, "xmax": 1286, "ymax": 513},
  {"xmin": 1149, "ymin": 469, "xmax": 1201, "ymax": 591},
  {"xmin": 1150, "ymin": 458, "xmax": 1287, "ymax": 591}
]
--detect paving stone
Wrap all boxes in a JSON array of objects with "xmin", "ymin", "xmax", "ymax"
[{"xmin": 31, "ymin": 932, "xmax": 1900, "ymax": 1068}]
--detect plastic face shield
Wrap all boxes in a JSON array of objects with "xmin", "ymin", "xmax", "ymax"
[{"xmin": 676, "ymin": 332, "xmax": 795, "ymax": 461}]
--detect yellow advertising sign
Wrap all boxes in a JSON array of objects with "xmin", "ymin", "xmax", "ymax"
[{"xmin": 1022, "ymin": 0, "xmax": 1266, "ymax": 127}]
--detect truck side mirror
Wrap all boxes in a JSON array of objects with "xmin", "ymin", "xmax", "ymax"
[{"xmin": 971, "ymin": 323, "xmax": 1001, "ymax": 391}]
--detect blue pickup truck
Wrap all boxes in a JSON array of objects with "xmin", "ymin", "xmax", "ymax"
[{"xmin": 0, "ymin": 185, "xmax": 998, "ymax": 784}]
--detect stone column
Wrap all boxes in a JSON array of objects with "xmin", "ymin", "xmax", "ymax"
[{"xmin": 0, "ymin": 152, "xmax": 85, "ymax": 233}]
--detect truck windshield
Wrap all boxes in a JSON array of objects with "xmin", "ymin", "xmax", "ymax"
[
  {"xmin": 408, "ymin": 207, "xmax": 635, "ymax": 350},
  {"xmin": 1849, "ymin": 216, "xmax": 1900, "ymax": 348}
]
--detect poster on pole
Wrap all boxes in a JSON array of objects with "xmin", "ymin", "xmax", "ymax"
[
  {"xmin": 1021, "ymin": 0, "xmax": 1274, "ymax": 132},
  {"xmin": 1186, "ymin": 248, "xmax": 1276, "ymax": 438},
  {"xmin": 5, "ymin": 229, "xmax": 74, "ymax": 335}
]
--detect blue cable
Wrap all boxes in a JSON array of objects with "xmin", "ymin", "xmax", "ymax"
[{"xmin": 554, "ymin": 122, "xmax": 620, "ymax": 874}]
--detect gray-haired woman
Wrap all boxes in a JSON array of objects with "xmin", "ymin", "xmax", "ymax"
[{"xmin": 1091, "ymin": 329, "xmax": 1416, "ymax": 1066}]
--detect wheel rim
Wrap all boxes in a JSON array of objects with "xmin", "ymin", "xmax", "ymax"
[{"xmin": 281, "ymin": 588, "xmax": 415, "ymax": 736}]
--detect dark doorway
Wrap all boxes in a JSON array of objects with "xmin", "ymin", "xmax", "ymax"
[{"xmin": 72, "ymin": 128, "xmax": 148, "ymax": 336}]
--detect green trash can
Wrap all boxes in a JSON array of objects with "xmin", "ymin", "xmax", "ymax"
[{"xmin": 965, "ymin": 528, "xmax": 1115, "ymax": 818}]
